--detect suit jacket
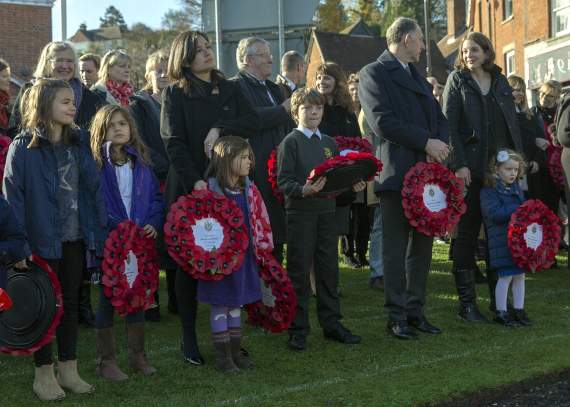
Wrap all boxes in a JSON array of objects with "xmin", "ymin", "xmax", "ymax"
[
  {"xmin": 232, "ymin": 71, "xmax": 291, "ymax": 243},
  {"xmin": 359, "ymin": 50, "xmax": 448, "ymax": 192},
  {"xmin": 275, "ymin": 74, "xmax": 295, "ymax": 99}
]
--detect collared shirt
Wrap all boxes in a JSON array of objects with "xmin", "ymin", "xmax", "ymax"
[
  {"xmin": 281, "ymin": 74, "xmax": 296, "ymax": 92},
  {"xmin": 395, "ymin": 56, "xmax": 411, "ymax": 75},
  {"xmin": 243, "ymin": 70, "xmax": 277, "ymax": 105},
  {"xmin": 297, "ymin": 125, "xmax": 322, "ymax": 139}
]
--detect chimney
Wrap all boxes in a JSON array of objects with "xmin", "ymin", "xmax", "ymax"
[
  {"xmin": 447, "ymin": 0, "xmax": 466, "ymax": 37},
  {"xmin": 79, "ymin": 23, "xmax": 87, "ymax": 32}
]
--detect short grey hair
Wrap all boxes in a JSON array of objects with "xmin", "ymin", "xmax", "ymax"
[
  {"xmin": 281, "ymin": 50, "xmax": 304, "ymax": 72},
  {"xmin": 236, "ymin": 37, "xmax": 269, "ymax": 70},
  {"xmin": 386, "ymin": 17, "xmax": 420, "ymax": 46}
]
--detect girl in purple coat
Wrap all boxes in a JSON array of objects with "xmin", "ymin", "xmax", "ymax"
[{"xmin": 90, "ymin": 105, "xmax": 163, "ymax": 381}]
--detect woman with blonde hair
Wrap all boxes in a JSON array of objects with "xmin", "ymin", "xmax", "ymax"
[
  {"xmin": 8, "ymin": 41, "xmax": 104, "ymax": 138},
  {"xmin": 91, "ymin": 49, "xmax": 134, "ymax": 106},
  {"xmin": 129, "ymin": 50, "xmax": 175, "ymax": 320}
]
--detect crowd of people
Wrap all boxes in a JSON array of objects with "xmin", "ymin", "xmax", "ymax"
[{"xmin": 1, "ymin": 16, "xmax": 570, "ymax": 402}]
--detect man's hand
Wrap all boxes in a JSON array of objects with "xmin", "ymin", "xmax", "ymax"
[
  {"xmin": 204, "ymin": 127, "xmax": 221, "ymax": 158},
  {"xmin": 535, "ymin": 137, "xmax": 549, "ymax": 151},
  {"xmin": 529, "ymin": 161, "xmax": 539, "ymax": 174},
  {"xmin": 302, "ymin": 177, "xmax": 327, "ymax": 197},
  {"xmin": 425, "ymin": 139, "xmax": 450, "ymax": 163},
  {"xmin": 352, "ymin": 180, "xmax": 366, "ymax": 192},
  {"xmin": 455, "ymin": 166, "xmax": 471, "ymax": 187},
  {"xmin": 193, "ymin": 180, "xmax": 208, "ymax": 191},
  {"xmin": 143, "ymin": 225, "xmax": 157, "ymax": 239}
]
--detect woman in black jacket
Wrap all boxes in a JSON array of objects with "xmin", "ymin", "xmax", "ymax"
[
  {"xmin": 8, "ymin": 42, "xmax": 104, "ymax": 138},
  {"xmin": 443, "ymin": 32, "xmax": 524, "ymax": 323},
  {"xmin": 161, "ymin": 31, "xmax": 257, "ymax": 365}
]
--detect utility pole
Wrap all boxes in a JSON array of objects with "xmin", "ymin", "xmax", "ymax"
[
  {"xmin": 61, "ymin": 0, "xmax": 67, "ymax": 41},
  {"xmin": 277, "ymin": 0, "xmax": 285, "ymax": 60},
  {"xmin": 424, "ymin": 0, "xmax": 432, "ymax": 77},
  {"xmin": 214, "ymin": 0, "xmax": 223, "ymax": 69}
]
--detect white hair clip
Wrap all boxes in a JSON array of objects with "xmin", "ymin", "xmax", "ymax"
[{"xmin": 497, "ymin": 150, "xmax": 510, "ymax": 163}]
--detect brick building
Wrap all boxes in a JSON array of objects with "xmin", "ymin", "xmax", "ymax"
[
  {"xmin": 441, "ymin": 0, "xmax": 570, "ymax": 99},
  {"xmin": 0, "ymin": 0, "xmax": 54, "ymax": 92}
]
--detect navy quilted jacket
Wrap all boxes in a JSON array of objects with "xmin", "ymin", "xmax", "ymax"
[{"xmin": 480, "ymin": 179, "xmax": 525, "ymax": 270}]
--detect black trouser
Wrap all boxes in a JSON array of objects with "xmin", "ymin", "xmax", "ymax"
[
  {"xmin": 452, "ymin": 179, "xmax": 484, "ymax": 271},
  {"xmin": 286, "ymin": 211, "xmax": 341, "ymax": 336},
  {"xmin": 273, "ymin": 243, "xmax": 285, "ymax": 264},
  {"xmin": 175, "ymin": 268, "xmax": 199, "ymax": 355},
  {"xmin": 379, "ymin": 191, "xmax": 433, "ymax": 322},
  {"xmin": 34, "ymin": 241, "xmax": 84, "ymax": 367}
]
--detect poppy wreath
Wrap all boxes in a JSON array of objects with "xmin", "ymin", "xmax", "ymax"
[
  {"xmin": 547, "ymin": 144, "xmax": 565, "ymax": 189},
  {"xmin": 164, "ymin": 189, "xmax": 249, "ymax": 281},
  {"xmin": 507, "ymin": 199, "xmax": 561, "ymax": 272},
  {"xmin": 334, "ymin": 136, "xmax": 373, "ymax": 154},
  {"xmin": 102, "ymin": 220, "xmax": 159, "ymax": 317},
  {"xmin": 0, "ymin": 255, "xmax": 64, "ymax": 356},
  {"xmin": 266, "ymin": 149, "xmax": 284, "ymax": 204},
  {"xmin": 0, "ymin": 134, "xmax": 11, "ymax": 181},
  {"xmin": 308, "ymin": 152, "xmax": 383, "ymax": 182},
  {"xmin": 245, "ymin": 252, "xmax": 297, "ymax": 333},
  {"xmin": 401, "ymin": 162, "xmax": 467, "ymax": 237}
]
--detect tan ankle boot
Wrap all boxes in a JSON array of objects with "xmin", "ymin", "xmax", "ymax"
[
  {"xmin": 57, "ymin": 360, "xmax": 95, "ymax": 394},
  {"xmin": 126, "ymin": 322, "xmax": 156, "ymax": 376},
  {"xmin": 33, "ymin": 364, "xmax": 66, "ymax": 401},
  {"xmin": 96, "ymin": 327, "xmax": 128, "ymax": 381}
]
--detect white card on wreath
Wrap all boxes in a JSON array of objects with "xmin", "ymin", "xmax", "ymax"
[
  {"xmin": 340, "ymin": 149, "xmax": 358, "ymax": 156},
  {"xmin": 124, "ymin": 250, "xmax": 139, "ymax": 288},
  {"xmin": 524, "ymin": 223, "xmax": 543, "ymax": 250},
  {"xmin": 423, "ymin": 183, "xmax": 447, "ymax": 213},
  {"xmin": 192, "ymin": 218, "xmax": 224, "ymax": 251},
  {"xmin": 260, "ymin": 279, "xmax": 276, "ymax": 307}
]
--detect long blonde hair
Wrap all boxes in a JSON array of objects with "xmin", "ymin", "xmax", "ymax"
[
  {"xmin": 89, "ymin": 105, "xmax": 150, "ymax": 168},
  {"xmin": 20, "ymin": 78, "xmax": 76, "ymax": 148},
  {"xmin": 33, "ymin": 42, "xmax": 78, "ymax": 80},
  {"xmin": 96, "ymin": 49, "xmax": 132, "ymax": 85}
]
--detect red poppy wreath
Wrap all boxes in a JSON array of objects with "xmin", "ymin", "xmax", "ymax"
[
  {"xmin": 334, "ymin": 136, "xmax": 373, "ymax": 155},
  {"xmin": 401, "ymin": 162, "xmax": 467, "ymax": 237},
  {"xmin": 102, "ymin": 220, "xmax": 159, "ymax": 317},
  {"xmin": 507, "ymin": 199, "xmax": 561, "ymax": 273},
  {"xmin": 164, "ymin": 189, "xmax": 249, "ymax": 281},
  {"xmin": 0, "ymin": 255, "xmax": 63, "ymax": 356},
  {"xmin": 547, "ymin": 144, "xmax": 565, "ymax": 189},
  {"xmin": 245, "ymin": 253, "xmax": 297, "ymax": 333},
  {"xmin": 267, "ymin": 149, "xmax": 284, "ymax": 204}
]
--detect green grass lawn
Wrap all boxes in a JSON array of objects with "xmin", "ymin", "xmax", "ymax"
[{"xmin": 2, "ymin": 244, "xmax": 570, "ymax": 406}]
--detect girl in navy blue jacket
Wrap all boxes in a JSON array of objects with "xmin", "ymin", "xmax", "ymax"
[
  {"xmin": 90, "ymin": 105, "xmax": 163, "ymax": 381},
  {"xmin": 3, "ymin": 78, "xmax": 106, "ymax": 401},
  {"xmin": 480, "ymin": 150, "xmax": 531, "ymax": 327}
]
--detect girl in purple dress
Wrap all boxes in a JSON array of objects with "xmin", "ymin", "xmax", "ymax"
[{"xmin": 200, "ymin": 136, "xmax": 266, "ymax": 373}]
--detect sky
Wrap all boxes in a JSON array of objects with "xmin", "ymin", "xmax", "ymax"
[{"xmin": 51, "ymin": 0, "xmax": 182, "ymax": 41}]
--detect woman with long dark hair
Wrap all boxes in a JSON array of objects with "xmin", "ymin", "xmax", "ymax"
[
  {"xmin": 443, "ymin": 32, "xmax": 524, "ymax": 323},
  {"xmin": 161, "ymin": 31, "xmax": 257, "ymax": 365}
]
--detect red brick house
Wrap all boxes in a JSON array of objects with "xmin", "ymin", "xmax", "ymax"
[{"xmin": 0, "ymin": 0, "xmax": 54, "ymax": 94}]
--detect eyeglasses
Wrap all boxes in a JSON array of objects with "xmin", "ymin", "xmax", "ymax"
[{"xmin": 250, "ymin": 52, "xmax": 272, "ymax": 59}]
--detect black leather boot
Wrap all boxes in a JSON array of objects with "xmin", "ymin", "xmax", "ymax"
[{"xmin": 453, "ymin": 269, "xmax": 488, "ymax": 323}]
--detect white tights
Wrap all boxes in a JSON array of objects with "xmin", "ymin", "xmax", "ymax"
[{"xmin": 495, "ymin": 274, "xmax": 525, "ymax": 311}]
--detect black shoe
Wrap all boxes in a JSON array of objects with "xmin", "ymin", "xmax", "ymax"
[
  {"xmin": 512, "ymin": 309, "xmax": 532, "ymax": 326},
  {"xmin": 369, "ymin": 276, "xmax": 384, "ymax": 290},
  {"xmin": 287, "ymin": 334, "xmax": 306, "ymax": 350},
  {"xmin": 145, "ymin": 305, "xmax": 161, "ymax": 322},
  {"xmin": 386, "ymin": 321, "xmax": 418, "ymax": 340},
  {"xmin": 458, "ymin": 304, "xmax": 488, "ymax": 323},
  {"xmin": 407, "ymin": 316, "xmax": 442, "ymax": 334},
  {"xmin": 180, "ymin": 342, "xmax": 204, "ymax": 365},
  {"xmin": 494, "ymin": 310, "xmax": 517, "ymax": 327},
  {"xmin": 323, "ymin": 324, "xmax": 361, "ymax": 344}
]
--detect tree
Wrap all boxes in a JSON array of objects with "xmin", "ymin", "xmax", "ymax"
[
  {"xmin": 315, "ymin": 0, "xmax": 348, "ymax": 32},
  {"xmin": 346, "ymin": 0, "xmax": 382, "ymax": 33},
  {"xmin": 378, "ymin": 0, "xmax": 446, "ymax": 42},
  {"xmin": 162, "ymin": 9, "xmax": 193, "ymax": 32},
  {"xmin": 99, "ymin": 5, "xmax": 128, "ymax": 32}
]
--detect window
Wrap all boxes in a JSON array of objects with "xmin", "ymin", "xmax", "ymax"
[
  {"xmin": 504, "ymin": 0, "xmax": 513, "ymax": 20},
  {"xmin": 505, "ymin": 50, "xmax": 516, "ymax": 76},
  {"xmin": 552, "ymin": 0, "xmax": 570, "ymax": 37}
]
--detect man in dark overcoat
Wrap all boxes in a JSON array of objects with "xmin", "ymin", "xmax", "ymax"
[
  {"xmin": 359, "ymin": 17, "xmax": 450, "ymax": 339},
  {"xmin": 232, "ymin": 37, "xmax": 292, "ymax": 262}
]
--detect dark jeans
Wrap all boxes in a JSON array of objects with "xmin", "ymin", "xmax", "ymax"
[
  {"xmin": 379, "ymin": 191, "xmax": 433, "ymax": 321},
  {"xmin": 94, "ymin": 286, "xmax": 144, "ymax": 329},
  {"xmin": 34, "ymin": 241, "xmax": 84, "ymax": 367},
  {"xmin": 286, "ymin": 211, "xmax": 341, "ymax": 336},
  {"xmin": 452, "ymin": 179, "xmax": 484, "ymax": 271}
]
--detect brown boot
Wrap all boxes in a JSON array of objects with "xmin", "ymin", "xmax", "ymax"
[
  {"xmin": 33, "ymin": 364, "xmax": 66, "ymax": 401},
  {"xmin": 213, "ymin": 340, "xmax": 239, "ymax": 373},
  {"xmin": 96, "ymin": 328, "xmax": 128, "ymax": 381},
  {"xmin": 56, "ymin": 360, "xmax": 95, "ymax": 394},
  {"xmin": 229, "ymin": 329, "xmax": 254, "ymax": 369},
  {"xmin": 126, "ymin": 322, "xmax": 156, "ymax": 376}
]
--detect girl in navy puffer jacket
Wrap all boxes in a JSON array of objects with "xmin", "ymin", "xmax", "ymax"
[{"xmin": 481, "ymin": 149, "xmax": 530, "ymax": 327}]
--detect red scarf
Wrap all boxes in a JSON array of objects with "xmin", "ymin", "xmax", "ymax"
[
  {"xmin": 0, "ymin": 90, "xmax": 9, "ymax": 130},
  {"xmin": 106, "ymin": 80, "xmax": 134, "ymax": 107},
  {"xmin": 246, "ymin": 182, "xmax": 274, "ymax": 260}
]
